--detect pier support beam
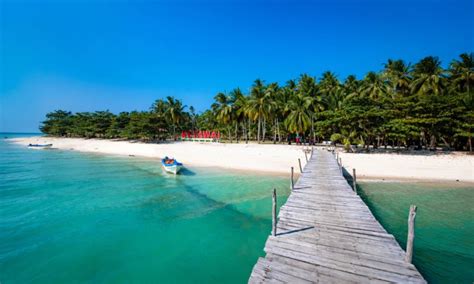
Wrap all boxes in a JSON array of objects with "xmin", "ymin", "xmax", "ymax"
[
  {"xmin": 338, "ymin": 158, "xmax": 342, "ymax": 175},
  {"xmin": 298, "ymin": 158, "xmax": 303, "ymax": 173},
  {"xmin": 352, "ymin": 168, "xmax": 357, "ymax": 193},
  {"xmin": 304, "ymin": 151, "xmax": 308, "ymax": 162},
  {"xmin": 272, "ymin": 188, "xmax": 277, "ymax": 236},
  {"xmin": 290, "ymin": 167, "xmax": 294, "ymax": 191},
  {"xmin": 405, "ymin": 205, "xmax": 417, "ymax": 263}
]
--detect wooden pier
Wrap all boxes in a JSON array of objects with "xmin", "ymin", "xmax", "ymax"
[{"xmin": 249, "ymin": 149, "xmax": 426, "ymax": 283}]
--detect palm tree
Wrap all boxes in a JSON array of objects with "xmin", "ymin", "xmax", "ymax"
[
  {"xmin": 297, "ymin": 74, "xmax": 320, "ymax": 142},
  {"xmin": 264, "ymin": 83, "xmax": 280, "ymax": 143},
  {"xmin": 410, "ymin": 56, "xmax": 445, "ymax": 96},
  {"xmin": 359, "ymin": 72, "xmax": 389, "ymax": 99},
  {"xmin": 458, "ymin": 91, "xmax": 474, "ymax": 151},
  {"xmin": 246, "ymin": 79, "xmax": 271, "ymax": 142},
  {"xmin": 319, "ymin": 71, "xmax": 342, "ymax": 112},
  {"xmin": 164, "ymin": 96, "xmax": 186, "ymax": 139},
  {"xmin": 343, "ymin": 75, "xmax": 360, "ymax": 95},
  {"xmin": 383, "ymin": 59, "xmax": 411, "ymax": 97},
  {"xmin": 230, "ymin": 88, "xmax": 247, "ymax": 142},
  {"xmin": 323, "ymin": 87, "xmax": 346, "ymax": 111},
  {"xmin": 285, "ymin": 93, "xmax": 313, "ymax": 135},
  {"xmin": 278, "ymin": 80, "xmax": 297, "ymax": 142},
  {"xmin": 410, "ymin": 57, "xmax": 447, "ymax": 149},
  {"xmin": 189, "ymin": 106, "xmax": 197, "ymax": 132},
  {"xmin": 212, "ymin": 92, "xmax": 234, "ymax": 142},
  {"xmin": 319, "ymin": 71, "xmax": 340, "ymax": 97},
  {"xmin": 449, "ymin": 52, "xmax": 474, "ymax": 94}
]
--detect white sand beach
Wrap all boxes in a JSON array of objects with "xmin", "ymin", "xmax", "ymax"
[
  {"xmin": 339, "ymin": 152, "xmax": 474, "ymax": 183},
  {"xmin": 10, "ymin": 137, "xmax": 474, "ymax": 182}
]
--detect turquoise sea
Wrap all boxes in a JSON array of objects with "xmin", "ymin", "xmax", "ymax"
[
  {"xmin": 359, "ymin": 182, "xmax": 474, "ymax": 284},
  {"xmin": 0, "ymin": 133, "xmax": 289, "ymax": 283},
  {"xmin": 1, "ymin": 133, "xmax": 473, "ymax": 283}
]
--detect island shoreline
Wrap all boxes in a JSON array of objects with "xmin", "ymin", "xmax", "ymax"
[{"xmin": 9, "ymin": 136, "xmax": 474, "ymax": 183}]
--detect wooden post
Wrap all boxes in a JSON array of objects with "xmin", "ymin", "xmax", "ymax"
[
  {"xmin": 338, "ymin": 157, "xmax": 342, "ymax": 174},
  {"xmin": 290, "ymin": 167, "xmax": 294, "ymax": 190},
  {"xmin": 352, "ymin": 168, "xmax": 357, "ymax": 193},
  {"xmin": 304, "ymin": 151, "xmax": 308, "ymax": 162},
  {"xmin": 272, "ymin": 188, "xmax": 277, "ymax": 236},
  {"xmin": 405, "ymin": 205, "xmax": 417, "ymax": 263},
  {"xmin": 298, "ymin": 158, "xmax": 303, "ymax": 173}
]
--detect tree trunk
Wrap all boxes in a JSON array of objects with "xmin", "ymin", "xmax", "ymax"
[
  {"xmin": 441, "ymin": 137, "xmax": 450, "ymax": 150},
  {"xmin": 247, "ymin": 118, "xmax": 251, "ymax": 143},
  {"xmin": 273, "ymin": 118, "xmax": 277, "ymax": 144},
  {"xmin": 469, "ymin": 135, "xmax": 472, "ymax": 152},
  {"xmin": 277, "ymin": 119, "xmax": 281, "ymax": 143},
  {"xmin": 262, "ymin": 118, "xmax": 266, "ymax": 142},
  {"xmin": 257, "ymin": 117, "xmax": 261, "ymax": 143},
  {"xmin": 235, "ymin": 123, "xmax": 238, "ymax": 143},
  {"xmin": 430, "ymin": 134, "xmax": 436, "ymax": 150}
]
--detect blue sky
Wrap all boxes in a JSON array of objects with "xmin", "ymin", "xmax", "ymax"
[{"xmin": 1, "ymin": 0, "xmax": 473, "ymax": 132}]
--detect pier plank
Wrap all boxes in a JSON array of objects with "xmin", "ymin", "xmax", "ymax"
[{"xmin": 249, "ymin": 149, "xmax": 426, "ymax": 283}]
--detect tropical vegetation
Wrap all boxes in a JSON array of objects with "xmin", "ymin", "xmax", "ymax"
[{"xmin": 41, "ymin": 53, "xmax": 474, "ymax": 151}]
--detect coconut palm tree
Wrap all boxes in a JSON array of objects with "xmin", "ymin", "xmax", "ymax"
[
  {"xmin": 359, "ymin": 72, "xmax": 389, "ymax": 99},
  {"xmin": 449, "ymin": 52, "xmax": 474, "ymax": 94},
  {"xmin": 246, "ymin": 79, "xmax": 272, "ymax": 142},
  {"xmin": 164, "ymin": 96, "xmax": 186, "ymax": 139},
  {"xmin": 319, "ymin": 71, "xmax": 340, "ymax": 96},
  {"xmin": 383, "ymin": 59, "xmax": 411, "ymax": 97},
  {"xmin": 410, "ymin": 56, "xmax": 445, "ymax": 96},
  {"xmin": 229, "ymin": 88, "xmax": 247, "ymax": 142},
  {"xmin": 297, "ymin": 74, "xmax": 320, "ymax": 142},
  {"xmin": 285, "ymin": 92, "xmax": 313, "ymax": 135},
  {"xmin": 189, "ymin": 106, "xmax": 197, "ymax": 132},
  {"xmin": 212, "ymin": 92, "xmax": 234, "ymax": 142},
  {"xmin": 323, "ymin": 87, "xmax": 347, "ymax": 111},
  {"xmin": 264, "ymin": 82, "xmax": 281, "ymax": 143},
  {"xmin": 343, "ymin": 75, "xmax": 360, "ymax": 95}
]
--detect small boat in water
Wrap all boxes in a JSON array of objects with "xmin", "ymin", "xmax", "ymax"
[
  {"xmin": 28, "ymin": 143, "xmax": 53, "ymax": 149},
  {"xmin": 161, "ymin": 156, "xmax": 183, "ymax": 174}
]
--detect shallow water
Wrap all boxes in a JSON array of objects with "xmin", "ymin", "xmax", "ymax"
[
  {"xmin": 0, "ymin": 134, "xmax": 289, "ymax": 283},
  {"xmin": 359, "ymin": 182, "xmax": 474, "ymax": 284},
  {"xmin": 2, "ymin": 134, "xmax": 473, "ymax": 283}
]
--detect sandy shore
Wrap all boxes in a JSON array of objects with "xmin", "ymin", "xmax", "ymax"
[
  {"xmin": 339, "ymin": 152, "xmax": 474, "ymax": 183},
  {"xmin": 10, "ymin": 137, "xmax": 307, "ymax": 175},
  {"xmin": 10, "ymin": 137, "xmax": 474, "ymax": 182}
]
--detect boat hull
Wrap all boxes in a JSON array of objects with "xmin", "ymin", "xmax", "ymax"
[
  {"xmin": 161, "ymin": 157, "xmax": 184, "ymax": 175},
  {"xmin": 162, "ymin": 164, "xmax": 183, "ymax": 175},
  {"xmin": 28, "ymin": 144, "xmax": 53, "ymax": 149}
]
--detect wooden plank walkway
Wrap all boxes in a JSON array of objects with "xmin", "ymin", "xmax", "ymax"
[{"xmin": 249, "ymin": 149, "xmax": 426, "ymax": 283}]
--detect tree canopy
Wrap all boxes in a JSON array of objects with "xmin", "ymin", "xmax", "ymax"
[{"xmin": 41, "ymin": 53, "xmax": 473, "ymax": 151}]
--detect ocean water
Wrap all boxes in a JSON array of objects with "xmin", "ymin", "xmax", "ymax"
[
  {"xmin": 0, "ymin": 134, "xmax": 289, "ymax": 283},
  {"xmin": 359, "ymin": 182, "xmax": 474, "ymax": 284},
  {"xmin": 2, "ymin": 134, "xmax": 473, "ymax": 283}
]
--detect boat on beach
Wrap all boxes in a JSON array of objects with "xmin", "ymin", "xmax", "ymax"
[
  {"xmin": 161, "ymin": 157, "xmax": 183, "ymax": 174},
  {"xmin": 28, "ymin": 143, "xmax": 53, "ymax": 149}
]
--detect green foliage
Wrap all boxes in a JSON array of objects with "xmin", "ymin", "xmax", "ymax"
[
  {"xmin": 41, "ymin": 98, "xmax": 188, "ymax": 140},
  {"xmin": 40, "ymin": 53, "xmax": 474, "ymax": 151}
]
